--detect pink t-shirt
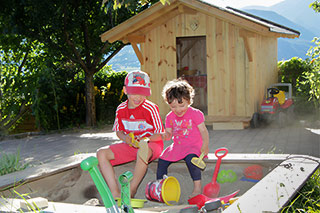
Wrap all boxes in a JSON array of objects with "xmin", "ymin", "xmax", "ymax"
[{"xmin": 160, "ymin": 107, "xmax": 204, "ymax": 161}]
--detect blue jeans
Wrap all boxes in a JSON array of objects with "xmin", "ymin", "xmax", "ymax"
[{"xmin": 156, "ymin": 154, "xmax": 201, "ymax": 181}]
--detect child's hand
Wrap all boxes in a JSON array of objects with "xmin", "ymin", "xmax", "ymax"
[
  {"xmin": 124, "ymin": 134, "xmax": 132, "ymax": 144},
  {"xmin": 126, "ymin": 133, "xmax": 139, "ymax": 148},
  {"xmin": 201, "ymin": 145, "xmax": 209, "ymax": 156},
  {"xmin": 161, "ymin": 132, "xmax": 171, "ymax": 141}
]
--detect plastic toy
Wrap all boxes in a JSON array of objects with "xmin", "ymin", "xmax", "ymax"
[
  {"xmin": 244, "ymin": 165, "xmax": 263, "ymax": 180},
  {"xmin": 217, "ymin": 169, "xmax": 237, "ymax": 183},
  {"xmin": 80, "ymin": 156, "xmax": 120, "ymax": 213},
  {"xmin": 252, "ymin": 83, "xmax": 294, "ymax": 128},
  {"xmin": 188, "ymin": 190, "xmax": 239, "ymax": 209},
  {"xmin": 128, "ymin": 132, "xmax": 140, "ymax": 148},
  {"xmin": 191, "ymin": 152, "xmax": 206, "ymax": 169},
  {"xmin": 203, "ymin": 147, "xmax": 228, "ymax": 198},
  {"xmin": 118, "ymin": 171, "xmax": 134, "ymax": 213},
  {"xmin": 128, "ymin": 132, "xmax": 149, "ymax": 164},
  {"xmin": 145, "ymin": 175, "xmax": 181, "ymax": 206}
]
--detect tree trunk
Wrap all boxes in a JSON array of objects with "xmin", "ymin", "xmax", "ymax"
[{"xmin": 85, "ymin": 71, "xmax": 96, "ymax": 127}]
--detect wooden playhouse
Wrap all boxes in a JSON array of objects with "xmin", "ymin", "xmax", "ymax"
[{"xmin": 100, "ymin": 0, "xmax": 299, "ymax": 129}]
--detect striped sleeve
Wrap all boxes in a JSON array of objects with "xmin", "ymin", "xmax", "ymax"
[
  {"xmin": 142, "ymin": 100, "xmax": 164, "ymax": 134},
  {"xmin": 112, "ymin": 101, "xmax": 127, "ymax": 132}
]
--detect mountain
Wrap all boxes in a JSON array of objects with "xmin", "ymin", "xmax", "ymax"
[
  {"xmin": 243, "ymin": 0, "xmax": 320, "ymax": 35},
  {"xmin": 243, "ymin": 0, "xmax": 320, "ymax": 60},
  {"xmin": 107, "ymin": 45, "xmax": 140, "ymax": 72},
  {"xmin": 242, "ymin": 9, "xmax": 316, "ymax": 60},
  {"xmin": 241, "ymin": 9, "xmax": 316, "ymax": 41},
  {"xmin": 269, "ymin": 0, "xmax": 320, "ymax": 35},
  {"xmin": 107, "ymin": 0, "xmax": 320, "ymax": 71}
]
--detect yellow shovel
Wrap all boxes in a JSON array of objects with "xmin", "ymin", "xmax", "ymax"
[
  {"xmin": 128, "ymin": 132, "xmax": 149, "ymax": 164},
  {"xmin": 191, "ymin": 152, "xmax": 206, "ymax": 169}
]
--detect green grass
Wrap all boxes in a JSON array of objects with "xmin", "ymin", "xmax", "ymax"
[
  {"xmin": 0, "ymin": 147, "xmax": 29, "ymax": 176},
  {"xmin": 1, "ymin": 190, "xmax": 43, "ymax": 213},
  {"xmin": 281, "ymin": 168, "xmax": 320, "ymax": 212}
]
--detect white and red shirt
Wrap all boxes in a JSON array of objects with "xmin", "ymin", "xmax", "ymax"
[{"xmin": 113, "ymin": 99, "xmax": 164, "ymax": 139}]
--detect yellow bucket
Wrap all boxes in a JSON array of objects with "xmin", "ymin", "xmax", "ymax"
[{"xmin": 145, "ymin": 176, "xmax": 181, "ymax": 206}]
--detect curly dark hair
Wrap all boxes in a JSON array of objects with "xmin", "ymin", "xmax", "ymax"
[{"xmin": 162, "ymin": 78, "xmax": 195, "ymax": 105}]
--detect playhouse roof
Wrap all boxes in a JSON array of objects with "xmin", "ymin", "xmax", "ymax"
[{"xmin": 100, "ymin": 0, "xmax": 300, "ymax": 44}]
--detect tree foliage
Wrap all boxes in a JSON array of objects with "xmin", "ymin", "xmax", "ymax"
[
  {"xmin": 306, "ymin": 38, "xmax": 320, "ymax": 115},
  {"xmin": 0, "ymin": 0, "xmax": 149, "ymax": 128},
  {"xmin": 278, "ymin": 57, "xmax": 312, "ymax": 96},
  {"xmin": 278, "ymin": 42, "xmax": 320, "ymax": 117},
  {"xmin": 31, "ymin": 67, "xmax": 127, "ymax": 130},
  {"xmin": 0, "ymin": 38, "xmax": 46, "ymax": 133},
  {"xmin": 310, "ymin": 0, "xmax": 320, "ymax": 12}
]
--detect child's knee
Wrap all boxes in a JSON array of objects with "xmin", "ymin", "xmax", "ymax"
[{"xmin": 97, "ymin": 147, "xmax": 114, "ymax": 161}]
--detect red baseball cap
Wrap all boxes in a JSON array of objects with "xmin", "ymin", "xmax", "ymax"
[{"xmin": 124, "ymin": 70, "xmax": 151, "ymax": 96}]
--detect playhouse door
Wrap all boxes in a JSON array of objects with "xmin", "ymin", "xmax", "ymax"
[{"xmin": 176, "ymin": 36, "xmax": 207, "ymax": 114}]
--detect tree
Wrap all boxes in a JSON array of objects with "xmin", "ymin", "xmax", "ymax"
[
  {"xmin": 0, "ymin": 38, "xmax": 44, "ymax": 133},
  {"xmin": 0, "ymin": 0, "xmax": 148, "ymax": 127},
  {"xmin": 310, "ymin": 0, "xmax": 320, "ymax": 12},
  {"xmin": 306, "ymin": 1, "xmax": 320, "ymax": 116}
]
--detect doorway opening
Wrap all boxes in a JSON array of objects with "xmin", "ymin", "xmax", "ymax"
[{"xmin": 176, "ymin": 36, "xmax": 207, "ymax": 114}]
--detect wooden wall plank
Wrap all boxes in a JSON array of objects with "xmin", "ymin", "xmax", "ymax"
[
  {"xmin": 175, "ymin": 14, "xmax": 183, "ymax": 37},
  {"xmin": 246, "ymin": 47, "xmax": 254, "ymax": 116},
  {"xmin": 252, "ymin": 36, "xmax": 258, "ymax": 114},
  {"xmin": 154, "ymin": 27, "xmax": 161, "ymax": 106},
  {"xmin": 216, "ymin": 18, "xmax": 225, "ymax": 115},
  {"xmin": 165, "ymin": 19, "xmax": 178, "ymax": 116},
  {"xmin": 167, "ymin": 18, "xmax": 177, "ymax": 81},
  {"xmin": 224, "ymin": 21, "xmax": 230, "ymax": 116},
  {"xmin": 229, "ymin": 23, "xmax": 236, "ymax": 116},
  {"xmin": 206, "ymin": 16, "xmax": 215, "ymax": 116},
  {"xmin": 159, "ymin": 22, "xmax": 170, "ymax": 115},
  {"xmin": 235, "ymin": 28, "xmax": 246, "ymax": 116},
  {"xmin": 146, "ymin": 29, "xmax": 157, "ymax": 105}
]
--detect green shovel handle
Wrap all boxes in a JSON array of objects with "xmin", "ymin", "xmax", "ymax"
[
  {"xmin": 81, "ymin": 156, "xmax": 120, "ymax": 213},
  {"xmin": 119, "ymin": 171, "xmax": 134, "ymax": 213}
]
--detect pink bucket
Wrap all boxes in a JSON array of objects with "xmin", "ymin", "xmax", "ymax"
[{"xmin": 145, "ymin": 176, "xmax": 180, "ymax": 206}]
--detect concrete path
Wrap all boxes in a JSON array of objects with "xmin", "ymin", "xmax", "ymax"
[{"xmin": 0, "ymin": 121, "xmax": 319, "ymax": 167}]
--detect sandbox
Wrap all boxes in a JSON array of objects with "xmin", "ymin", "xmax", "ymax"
[{"xmin": 0, "ymin": 153, "xmax": 319, "ymax": 212}]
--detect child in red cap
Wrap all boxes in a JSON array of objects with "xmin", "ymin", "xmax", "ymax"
[{"xmin": 97, "ymin": 70, "xmax": 164, "ymax": 198}]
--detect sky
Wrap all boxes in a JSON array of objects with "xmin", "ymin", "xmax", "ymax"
[{"xmin": 205, "ymin": 0, "xmax": 286, "ymax": 9}]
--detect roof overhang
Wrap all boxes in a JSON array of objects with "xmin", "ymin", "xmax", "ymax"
[{"xmin": 100, "ymin": 0, "xmax": 300, "ymax": 44}]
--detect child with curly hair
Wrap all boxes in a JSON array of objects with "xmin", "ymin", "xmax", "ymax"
[{"xmin": 157, "ymin": 78, "xmax": 209, "ymax": 198}]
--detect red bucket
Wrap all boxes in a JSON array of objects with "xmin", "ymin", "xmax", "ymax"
[{"xmin": 145, "ymin": 176, "xmax": 180, "ymax": 206}]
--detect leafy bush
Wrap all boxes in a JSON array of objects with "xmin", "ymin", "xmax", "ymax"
[
  {"xmin": 94, "ymin": 70, "xmax": 128, "ymax": 124},
  {"xmin": 0, "ymin": 40, "xmax": 44, "ymax": 134},
  {"xmin": 278, "ymin": 54, "xmax": 320, "ymax": 117},
  {"xmin": 32, "ymin": 66, "xmax": 127, "ymax": 131},
  {"xmin": 278, "ymin": 57, "xmax": 313, "ymax": 96},
  {"xmin": 306, "ymin": 37, "xmax": 320, "ymax": 117}
]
